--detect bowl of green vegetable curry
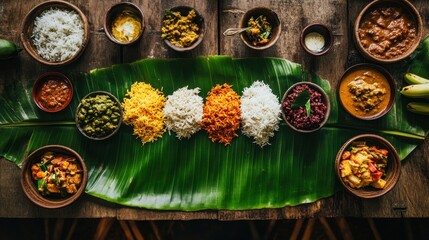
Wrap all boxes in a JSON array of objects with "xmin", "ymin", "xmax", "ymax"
[
  {"xmin": 240, "ymin": 7, "xmax": 281, "ymax": 50},
  {"xmin": 76, "ymin": 91, "xmax": 123, "ymax": 140}
]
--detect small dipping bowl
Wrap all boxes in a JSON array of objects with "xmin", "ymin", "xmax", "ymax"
[
  {"xmin": 338, "ymin": 63, "xmax": 396, "ymax": 120},
  {"xmin": 21, "ymin": 145, "xmax": 87, "ymax": 208},
  {"xmin": 32, "ymin": 72, "xmax": 74, "ymax": 113},
  {"xmin": 104, "ymin": 2, "xmax": 145, "ymax": 45},
  {"xmin": 281, "ymin": 82, "xmax": 330, "ymax": 133},
  {"xmin": 335, "ymin": 134, "xmax": 401, "ymax": 198},
  {"xmin": 300, "ymin": 23, "xmax": 333, "ymax": 56},
  {"xmin": 162, "ymin": 6, "xmax": 205, "ymax": 51},
  {"xmin": 76, "ymin": 91, "xmax": 123, "ymax": 140},
  {"xmin": 239, "ymin": 7, "xmax": 281, "ymax": 50}
]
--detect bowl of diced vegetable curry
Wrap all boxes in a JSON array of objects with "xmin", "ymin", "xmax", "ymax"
[
  {"xmin": 239, "ymin": 7, "xmax": 281, "ymax": 50},
  {"xmin": 335, "ymin": 134, "xmax": 401, "ymax": 198},
  {"xmin": 20, "ymin": 145, "xmax": 87, "ymax": 208},
  {"xmin": 75, "ymin": 91, "xmax": 123, "ymax": 140}
]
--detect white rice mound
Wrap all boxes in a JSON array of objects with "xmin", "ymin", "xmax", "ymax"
[
  {"xmin": 163, "ymin": 86, "xmax": 204, "ymax": 139},
  {"xmin": 240, "ymin": 81, "xmax": 282, "ymax": 147},
  {"xmin": 32, "ymin": 8, "xmax": 84, "ymax": 62}
]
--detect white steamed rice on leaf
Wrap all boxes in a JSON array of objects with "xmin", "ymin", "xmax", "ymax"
[
  {"xmin": 163, "ymin": 86, "xmax": 204, "ymax": 139},
  {"xmin": 240, "ymin": 81, "xmax": 282, "ymax": 147}
]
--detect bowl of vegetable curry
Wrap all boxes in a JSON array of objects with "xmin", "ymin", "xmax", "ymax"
[
  {"xmin": 239, "ymin": 7, "xmax": 281, "ymax": 50},
  {"xmin": 21, "ymin": 145, "xmax": 87, "ymax": 208}
]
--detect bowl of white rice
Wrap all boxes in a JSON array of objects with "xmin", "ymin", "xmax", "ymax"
[{"xmin": 20, "ymin": 0, "xmax": 89, "ymax": 66}]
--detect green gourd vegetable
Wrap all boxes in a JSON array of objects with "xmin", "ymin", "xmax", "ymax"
[{"xmin": 0, "ymin": 38, "xmax": 22, "ymax": 60}]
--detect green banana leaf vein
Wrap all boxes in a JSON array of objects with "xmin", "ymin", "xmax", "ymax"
[{"xmin": 2, "ymin": 37, "xmax": 429, "ymax": 210}]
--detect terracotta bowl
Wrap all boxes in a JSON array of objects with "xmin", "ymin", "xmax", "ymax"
[
  {"xmin": 20, "ymin": 0, "xmax": 90, "ymax": 66},
  {"xmin": 335, "ymin": 134, "xmax": 401, "ymax": 198},
  {"xmin": 76, "ymin": 91, "xmax": 123, "ymax": 140},
  {"xmin": 32, "ymin": 72, "xmax": 73, "ymax": 113},
  {"xmin": 239, "ymin": 7, "xmax": 281, "ymax": 50},
  {"xmin": 162, "ymin": 6, "xmax": 205, "ymax": 51},
  {"xmin": 354, "ymin": 0, "xmax": 423, "ymax": 63},
  {"xmin": 281, "ymin": 82, "xmax": 330, "ymax": 133},
  {"xmin": 104, "ymin": 2, "xmax": 145, "ymax": 45},
  {"xmin": 20, "ymin": 145, "xmax": 87, "ymax": 208},
  {"xmin": 300, "ymin": 23, "xmax": 333, "ymax": 56},
  {"xmin": 338, "ymin": 63, "xmax": 396, "ymax": 120}
]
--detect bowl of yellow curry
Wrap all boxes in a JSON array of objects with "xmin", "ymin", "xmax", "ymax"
[
  {"xmin": 20, "ymin": 145, "xmax": 87, "ymax": 208},
  {"xmin": 338, "ymin": 63, "xmax": 396, "ymax": 120},
  {"xmin": 239, "ymin": 7, "xmax": 281, "ymax": 50},
  {"xmin": 335, "ymin": 134, "xmax": 401, "ymax": 198},
  {"xmin": 161, "ymin": 6, "xmax": 205, "ymax": 51},
  {"xmin": 104, "ymin": 2, "xmax": 144, "ymax": 45}
]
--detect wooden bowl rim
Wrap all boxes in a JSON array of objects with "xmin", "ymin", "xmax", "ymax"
[
  {"xmin": 337, "ymin": 63, "xmax": 396, "ymax": 120},
  {"xmin": 104, "ymin": 2, "xmax": 145, "ymax": 45},
  {"xmin": 335, "ymin": 134, "xmax": 401, "ymax": 198},
  {"xmin": 20, "ymin": 0, "xmax": 90, "ymax": 66},
  {"xmin": 300, "ymin": 23, "xmax": 333, "ymax": 56},
  {"xmin": 20, "ymin": 145, "xmax": 87, "ymax": 208},
  {"xmin": 162, "ymin": 6, "xmax": 205, "ymax": 52},
  {"xmin": 353, "ymin": 0, "xmax": 423, "ymax": 63},
  {"xmin": 75, "ymin": 91, "xmax": 123, "ymax": 141},
  {"xmin": 239, "ymin": 7, "xmax": 281, "ymax": 50},
  {"xmin": 32, "ymin": 72, "xmax": 74, "ymax": 113},
  {"xmin": 281, "ymin": 81, "xmax": 331, "ymax": 133}
]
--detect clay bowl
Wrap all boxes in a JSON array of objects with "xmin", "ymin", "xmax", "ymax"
[
  {"xmin": 162, "ymin": 6, "xmax": 205, "ymax": 51},
  {"xmin": 354, "ymin": 0, "xmax": 423, "ymax": 63},
  {"xmin": 281, "ymin": 82, "xmax": 331, "ymax": 133},
  {"xmin": 335, "ymin": 134, "xmax": 401, "ymax": 198},
  {"xmin": 338, "ymin": 63, "xmax": 396, "ymax": 120},
  {"xmin": 239, "ymin": 7, "xmax": 281, "ymax": 50},
  {"xmin": 20, "ymin": 0, "xmax": 90, "ymax": 66},
  {"xmin": 75, "ymin": 91, "xmax": 123, "ymax": 140},
  {"xmin": 300, "ymin": 23, "xmax": 333, "ymax": 56},
  {"xmin": 32, "ymin": 72, "xmax": 73, "ymax": 113},
  {"xmin": 104, "ymin": 2, "xmax": 145, "ymax": 45},
  {"xmin": 20, "ymin": 145, "xmax": 87, "ymax": 208}
]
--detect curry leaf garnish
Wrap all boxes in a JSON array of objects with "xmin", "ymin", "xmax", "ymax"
[{"xmin": 292, "ymin": 90, "xmax": 311, "ymax": 117}]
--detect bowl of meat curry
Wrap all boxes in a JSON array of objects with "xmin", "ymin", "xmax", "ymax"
[
  {"xmin": 338, "ymin": 63, "xmax": 395, "ymax": 120},
  {"xmin": 354, "ymin": 0, "xmax": 423, "ymax": 63},
  {"xmin": 20, "ymin": 145, "xmax": 87, "ymax": 208}
]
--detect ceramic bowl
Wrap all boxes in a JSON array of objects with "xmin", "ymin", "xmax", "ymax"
[
  {"xmin": 335, "ymin": 134, "xmax": 401, "ymax": 198},
  {"xmin": 281, "ymin": 82, "xmax": 330, "ymax": 133},
  {"xmin": 75, "ymin": 91, "xmax": 123, "ymax": 140},
  {"xmin": 104, "ymin": 2, "xmax": 145, "ymax": 45},
  {"xmin": 32, "ymin": 72, "xmax": 73, "ymax": 113},
  {"xmin": 20, "ymin": 0, "xmax": 90, "ymax": 66},
  {"xmin": 239, "ymin": 7, "xmax": 281, "ymax": 50},
  {"xmin": 338, "ymin": 63, "xmax": 396, "ymax": 120},
  {"xmin": 300, "ymin": 23, "xmax": 333, "ymax": 56},
  {"xmin": 354, "ymin": 0, "xmax": 422, "ymax": 63},
  {"xmin": 20, "ymin": 145, "xmax": 87, "ymax": 208},
  {"xmin": 162, "ymin": 6, "xmax": 205, "ymax": 51}
]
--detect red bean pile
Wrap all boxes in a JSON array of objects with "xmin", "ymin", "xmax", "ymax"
[{"xmin": 282, "ymin": 84, "xmax": 327, "ymax": 130}]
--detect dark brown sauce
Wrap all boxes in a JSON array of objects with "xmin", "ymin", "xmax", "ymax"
[{"xmin": 37, "ymin": 79, "xmax": 71, "ymax": 111}]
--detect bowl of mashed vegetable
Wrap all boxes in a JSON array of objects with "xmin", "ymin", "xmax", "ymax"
[
  {"xmin": 75, "ymin": 91, "xmax": 123, "ymax": 140},
  {"xmin": 239, "ymin": 7, "xmax": 281, "ymax": 50},
  {"xmin": 161, "ymin": 6, "xmax": 205, "ymax": 51}
]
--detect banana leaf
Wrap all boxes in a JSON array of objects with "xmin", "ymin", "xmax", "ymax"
[{"xmin": 1, "ymin": 53, "xmax": 428, "ymax": 210}]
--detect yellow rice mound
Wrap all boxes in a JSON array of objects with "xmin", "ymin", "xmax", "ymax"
[{"xmin": 122, "ymin": 82, "xmax": 166, "ymax": 144}]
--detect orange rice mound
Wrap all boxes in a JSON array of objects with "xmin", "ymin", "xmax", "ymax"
[{"xmin": 201, "ymin": 84, "xmax": 241, "ymax": 145}]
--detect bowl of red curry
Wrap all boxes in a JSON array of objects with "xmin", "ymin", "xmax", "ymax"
[
  {"xmin": 32, "ymin": 72, "xmax": 73, "ymax": 113},
  {"xmin": 354, "ymin": 0, "xmax": 423, "ymax": 63}
]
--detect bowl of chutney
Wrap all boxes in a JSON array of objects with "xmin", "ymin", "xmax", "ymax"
[
  {"xmin": 338, "ymin": 63, "xmax": 396, "ymax": 120},
  {"xmin": 32, "ymin": 72, "xmax": 74, "ymax": 113}
]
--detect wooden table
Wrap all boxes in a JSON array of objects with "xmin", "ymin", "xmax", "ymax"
[{"xmin": 1, "ymin": 0, "xmax": 429, "ymax": 220}]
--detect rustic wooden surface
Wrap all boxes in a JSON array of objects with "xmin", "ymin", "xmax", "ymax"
[{"xmin": 0, "ymin": 0, "xmax": 429, "ymax": 219}]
